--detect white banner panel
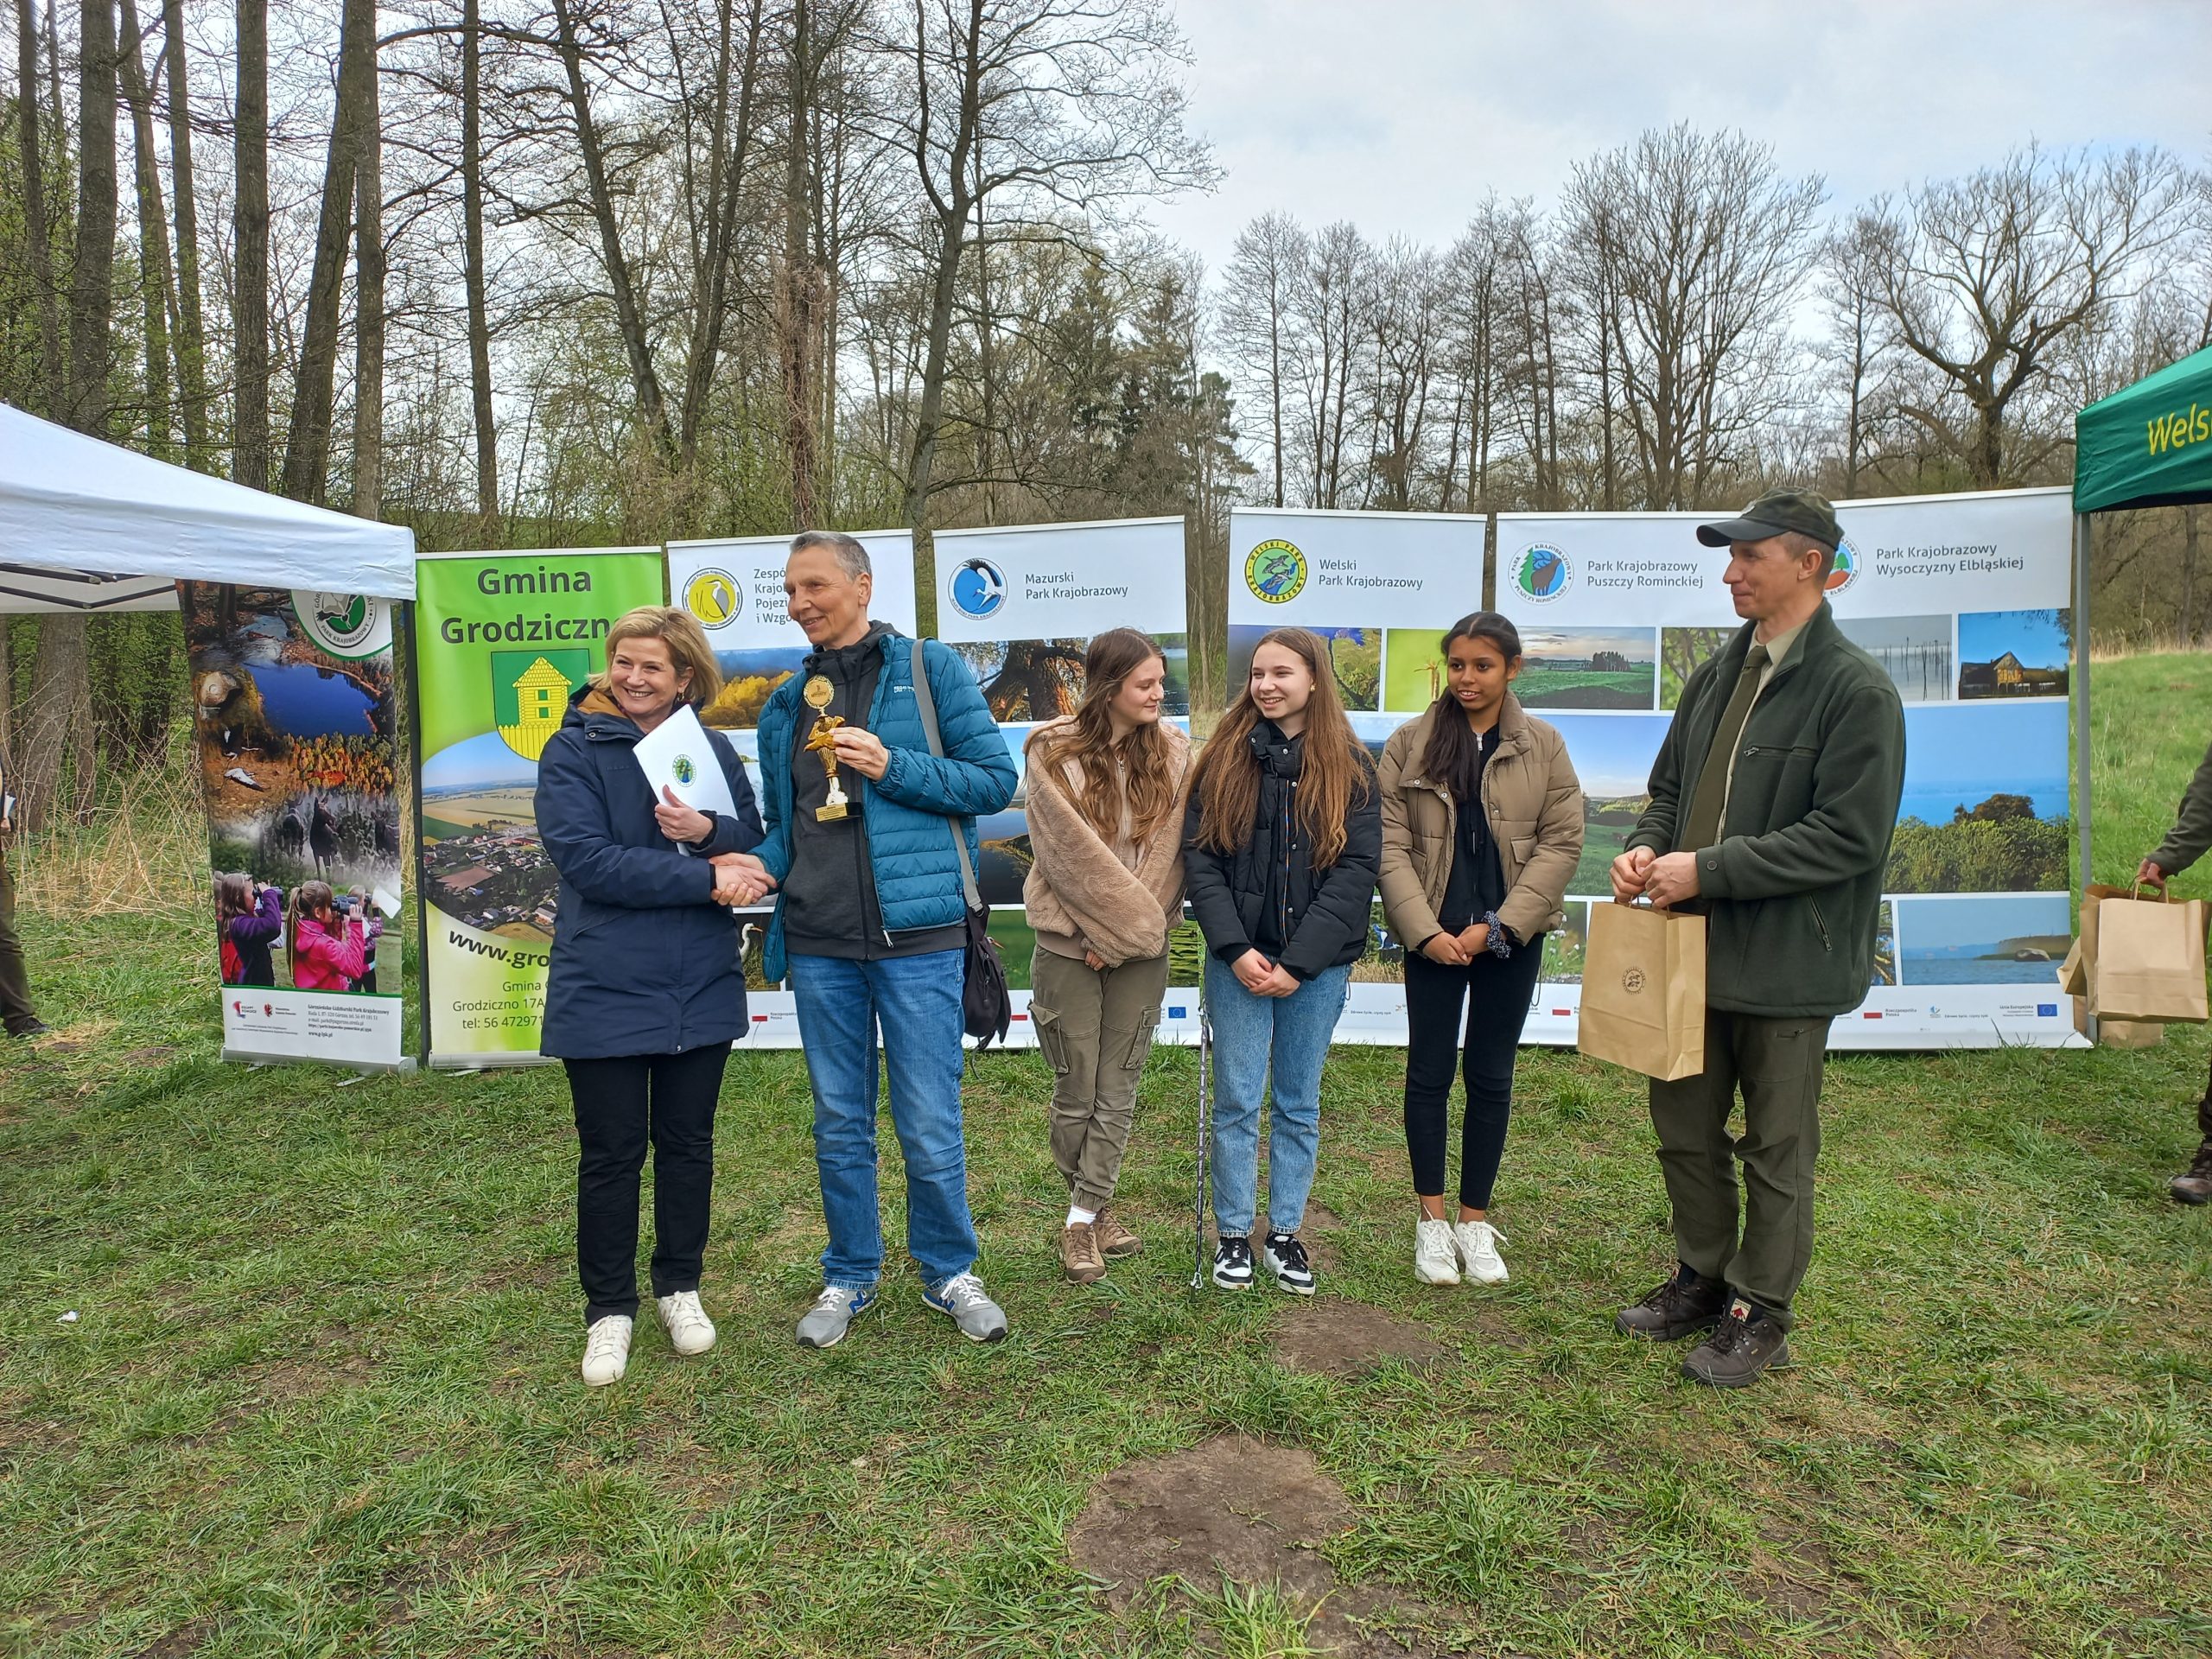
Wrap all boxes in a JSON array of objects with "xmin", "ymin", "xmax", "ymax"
[
  {"xmin": 222, "ymin": 984, "xmax": 406, "ymax": 1067},
  {"xmin": 1497, "ymin": 486, "xmax": 2079, "ymax": 1052},
  {"xmin": 934, "ymin": 517, "xmax": 1186, "ymax": 642}
]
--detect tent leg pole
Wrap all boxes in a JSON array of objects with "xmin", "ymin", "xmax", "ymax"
[{"xmin": 2075, "ymin": 513, "xmax": 2095, "ymax": 1046}]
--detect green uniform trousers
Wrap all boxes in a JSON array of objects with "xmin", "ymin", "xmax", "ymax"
[
  {"xmin": 1647, "ymin": 1007, "xmax": 1831, "ymax": 1329},
  {"xmin": 0, "ymin": 854, "xmax": 40, "ymax": 1034},
  {"xmin": 1028, "ymin": 946, "xmax": 1168, "ymax": 1213}
]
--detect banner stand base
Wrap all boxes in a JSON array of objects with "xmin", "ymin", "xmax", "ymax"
[
  {"xmin": 427, "ymin": 1052, "xmax": 556, "ymax": 1071},
  {"xmin": 228, "ymin": 1048, "xmax": 419, "ymax": 1076}
]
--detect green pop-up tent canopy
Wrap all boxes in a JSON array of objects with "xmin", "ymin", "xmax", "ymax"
[
  {"xmin": 2075, "ymin": 343, "xmax": 2212, "ymax": 513},
  {"xmin": 2069, "ymin": 345, "xmax": 2212, "ymax": 1034}
]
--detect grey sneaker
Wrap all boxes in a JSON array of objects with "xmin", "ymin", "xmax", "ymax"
[
  {"xmin": 922, "ymin": 1272, "xmax": 1009, "ymax": 1343},
  {"xmin": 796, "ymin": 1284, "xmax": 875, "ymax": 1350}
]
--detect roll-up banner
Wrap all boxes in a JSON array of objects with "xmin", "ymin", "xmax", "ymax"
[
  {"xmin": 1492, "ymin": 486, "xmax": 2079, "ymax": 1051},
  {"xmin": 934, "ymin": 518, "xmax": 1196, "ymax": 1046},
  {"xmin": 667, "ymin": 531, "xmax": 918, "ymax": 1046},
  {"xmin": 411, "ymin": 548, "xmax": 668, "ymax": 1067},
  {"xmin": 1226, "ymin": 508, "xmax": 1493, "ymax": 1044},
  {"xmin": 181, "ymin": 582, "xmax": 408, "ymax": 1069}
]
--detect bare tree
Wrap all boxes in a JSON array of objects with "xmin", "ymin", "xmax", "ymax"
[
  {"xmin": 14, "ymin": 0, "xmax": 64, "ymax": 412},
  {"xmin": 1218, "ymin": 211, "xmax": 1305, "ymax": 507},
  {"xmin": 232, "ymin": 0, "xmax": 270, "ymax": 489},
  {"xmin": 162, "ymin": 0, "xmax": 210, "ymax": 467},
  {"xmin": 353, "ymin": 0, "xmax": 385, "ymax": 518},
  {"xmin": 66, "ymin": 0, "xmax": 119, "ymax": 434},
  {"xmin": 877, "ymin": 0, "xmax": 1214, "ymax": 537},
  {"xmin": 1562, "ymin": 124, "xmax": 1823, "ymax": 510},
  {"xmin": 1858, "ymin": 145, "xmax": 2191, "ymax": 487},
  {"xmin": 117, "ymin": 0, "xmax": 175, "ymax": 457},
  {"xmin": 283, "ymin": 0, "xmax": 378, "ymax": 502},
  {"xmin": 1818, "ymin": 221, "xmax": 1888, "ymax": 495}
]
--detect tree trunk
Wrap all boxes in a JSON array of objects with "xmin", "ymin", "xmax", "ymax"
[
  {"xmin": 67, "ymin": 0, "xmax": 119, "ymax": 435},
  {"xmin": 18, "ymin": 614, "xmax": 89, "ymax": 832},
  {"xmin": 901, "ymin": 199, "xmax": 970, "ymax": 535},
  {"xmin": 677, "ymin": 0, "xmax": 765, "ymax": 469},
  {"xmin": 550, "ymin": 0, "xmax": 676, "ymax": 461},
  {"xmin": 162, "ymin": 0, "xmax": 210, "ymax": 467},
  {"xmin": 461, "ymin": 0, "xmax": 499, "ymax": 530},
  {"xmin": 280, "ymin": 0, "xmax": 374, "ymax": 504},
  {"xmin": 232, "ymin": 0, "xmax": 270, "ymax": 489},
  {"xmin": 2184, "ymin": 506, "xmax": 2201, "ymax": 647},
  {"xmin": 117, "ymin": 0, "xmax": 174, "ymax": 458},
  {"xmin": 352, "ymin": 16, "xmax": 384, "ymax": 519},
  {"xmin": 14, "ymin": 0, "xmax": 64, "ymax": 414},
  {"xmin": 780, "ymin": 0, "xmax": 817, "ymax": 524}
]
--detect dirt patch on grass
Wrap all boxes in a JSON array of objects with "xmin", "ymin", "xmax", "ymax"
[
  {"xmin": 1272, "ymin": 1300, "xmax": 1448, "ymax": 1377},
  {"xmin": 118, "ymin": 1046, "xmax": 181, "ymax": 1066},
  {"xmin": 1068, "ymin": 1433, "xmax": 1455, "ymax": 1656},
  {"xmin": 132, "ymin": 1617, "xmax": 213, "ymax": 1656}
]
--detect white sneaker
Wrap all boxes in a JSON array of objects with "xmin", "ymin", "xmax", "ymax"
[
  {"xmin": 581, "ymin": 1314, "xmax": 633, "ymax": 1386},
  {"xmin": 656, "ymin": 1290, "xmax": 716, "ymax": 1357},
  {"xmin": 1454, "ymin": 1219, "xmax": 1510, "ymax": 1285},
  {"xmin": 1414, "ymin": 1217, "xmax": 1461, "ymax": 1285}
]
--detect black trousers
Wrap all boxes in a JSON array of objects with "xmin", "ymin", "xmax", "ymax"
[
  {"xmin": 1402, "ymin": 943, "xmax": 1545, "ymax": 1210},
  {"xmin": 565, "ymin": 1043, "xmax": 730, "ymax": 1327},
  {"xmin": 0, "ymin": 855, "xmax": 39, "ymax": 1034}
]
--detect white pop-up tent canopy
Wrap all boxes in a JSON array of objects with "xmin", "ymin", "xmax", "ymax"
[{"xmin": 0, "ymin": 402, "xmax": 415, "ymax": 609}]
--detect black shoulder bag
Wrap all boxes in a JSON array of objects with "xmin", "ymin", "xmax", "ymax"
[{"xmin": 908, "ymin": 638, "xmax": 1013, "ymax": 1047}]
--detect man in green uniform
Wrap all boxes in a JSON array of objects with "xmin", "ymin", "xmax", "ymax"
[
  {"xmin": 1609, "ymin": 488, "xmax": 1905, "ymax": 1388},
  {"xmin": 2138, "ymin": 744, "xmax": 2212, "ymax": 1203}
]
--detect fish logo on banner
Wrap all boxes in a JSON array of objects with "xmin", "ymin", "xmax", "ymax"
[
  {"xmin": 1514, "ymin": 544, "xmax": 1571, "ymax": 603},
  {"xmin": 1826, "ymin": 537, "xmax": 1859, "ymax": 594},
  {"xmin": 1243, "ymin": 538, "xmax": 1307, "ymax": 603},
  {"xmin": 685, "ymin": 568, "xmax": 742, "ymax": 628},
  {"xmin": 950, "ymin": 556, "xmax": 1007, "ymax": 620}
]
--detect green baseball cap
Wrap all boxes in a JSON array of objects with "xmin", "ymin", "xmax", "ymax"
[{"xmin": 1694, "ymin": 486, "xmax": 1840, "ymax": 551}]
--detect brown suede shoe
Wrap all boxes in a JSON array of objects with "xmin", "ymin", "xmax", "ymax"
[
  {"xmin": 1094, "ymin": 1209, "xmax": 1142, "ymax": 1257},
  {"xmin": 1059, "ymin": 1222, "xmax": 1107, "ymax": 1283}
]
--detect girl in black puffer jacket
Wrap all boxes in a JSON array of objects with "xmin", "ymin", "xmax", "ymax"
[{"xmin": 1184, "ymin": 626, "xmax": 1379, "ymax": 1298}]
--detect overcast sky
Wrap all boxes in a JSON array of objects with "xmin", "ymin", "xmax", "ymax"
[{"xmin": 1146, "ymin": 1, "xmax": 2212, "ymax": 273}]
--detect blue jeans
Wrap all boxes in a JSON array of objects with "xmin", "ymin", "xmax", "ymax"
[
  {"xmin": 789, "ymin": 950, "xmax": 979, "ymax": 1291},
  {"xmin": 1205, "ymin": 956, "xmax": 1351, "ymax": 1237}
]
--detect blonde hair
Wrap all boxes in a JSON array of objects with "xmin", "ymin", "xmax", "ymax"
[{"xmin": 595, "ymin": 606, "xmax": 723, "ymax": 706}]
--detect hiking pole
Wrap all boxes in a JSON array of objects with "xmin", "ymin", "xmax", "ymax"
[{"xmin": 1189, "ymin": 990, "xmax": 1213, "ymax": 1290}]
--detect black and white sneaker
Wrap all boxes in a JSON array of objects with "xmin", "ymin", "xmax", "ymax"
[
  {"xmin": 1263, "ymin": 1231, "xmax": 1316, "ymax": 1295},
  {"xmin": 1212, "ymin": 1235, "xmax": 1255, "ymax": 1290}
]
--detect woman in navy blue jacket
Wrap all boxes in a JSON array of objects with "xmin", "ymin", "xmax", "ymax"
[{"xmin": 537, "ymin": 607, "xmax": 766, "ymax": 1387}]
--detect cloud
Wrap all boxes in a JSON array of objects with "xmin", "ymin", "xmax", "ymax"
[{"xmin": 1150, "ymin": 1, "xmax": 2211, "ymax": 272}]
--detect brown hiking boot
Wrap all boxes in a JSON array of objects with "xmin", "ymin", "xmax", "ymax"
[
  {"xmin": 2171, "ymin": 1141, "xmax": 2212, "ymax": 1205},
  {"xmin": 1681, "ymin": 1298, "xmax": 1796, "ymax": 1389},
  {"xmin": 1059, "ymin": 1222, "xmax": 1107, "ymax": 1283},
  {"xmin": 1094, "ymin": 1209, "xmax": 1142, "ymax": 1257},
  {"xmin": 1615, "ymin": 1263, "xmax": 1727, "ymax": 1341}
]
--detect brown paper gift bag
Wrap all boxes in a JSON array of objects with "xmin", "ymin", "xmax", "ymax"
[
  {"xmin": 1578, "ymin": 900, "xmax": 1707, "ymax": 1081},
  {"xmin": 2070, "ymin": 993, "xmax": 2164, "ymax": 1048},
  {"xmin": 2056, "ymin": 937, "xmax": 2087, "ymax": 998},
  {"xmin": 2089, "ymin": 887, "xmax": 2209, "ymax": 1024}
]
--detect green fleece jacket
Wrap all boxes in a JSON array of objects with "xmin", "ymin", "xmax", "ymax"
[
  {"xmin": 2152, "ymin": 739, "xmax": 2212, "ymax": 878},
  {"xmin": 1627, "ymin": 603, "xmax": 1905, "ymax": 1018}
]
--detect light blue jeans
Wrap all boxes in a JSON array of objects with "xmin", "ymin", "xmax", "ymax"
[
  {"xmin": 789, "ymin": 949, "xmax": 979, "ymax": 1291},
  {"xmin": 1205, "ymin": 956, "xmax": 1351, "ymax": 1237}
]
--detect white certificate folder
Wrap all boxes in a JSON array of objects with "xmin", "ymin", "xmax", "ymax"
[{"xmin": 631, "ymin": 703, "xmax": 740, "ymax": 831}]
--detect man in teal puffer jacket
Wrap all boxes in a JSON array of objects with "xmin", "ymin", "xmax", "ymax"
[{"xmin": 741, "ymin": 531, "xmax": 1018, "ymax": 1351}]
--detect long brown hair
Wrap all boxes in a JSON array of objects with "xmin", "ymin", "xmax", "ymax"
[
  {"xmin": 1192, "ymin": 626, "xmax": 1370, "ymax": 868},
  {"xmin": 1033, "ymin": 628, "xmax": 1179, "ymax": 846},
  {"xmin": 1420, "ymin": 611, "xmax": 1522, "ymax": 801},
  {"xmin": 289, "ymin": 879, "xmax": 335, "ymax": 979},
  {"xmin": 216, "ymin": 872, "xmax": 254, "ymax": 924}
]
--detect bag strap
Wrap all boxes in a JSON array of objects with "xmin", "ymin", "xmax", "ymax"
[{"xmin": 909, "ymin": 636, "xmax": 984, "ymax": 912}]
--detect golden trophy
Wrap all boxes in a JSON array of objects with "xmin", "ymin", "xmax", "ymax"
[{"xmin": 802, "ymin": 675, "xmax": 850, "ymax": 822}]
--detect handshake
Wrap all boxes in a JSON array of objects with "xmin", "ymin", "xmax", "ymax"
[{"xmin": 709, "ymin": 851, "xmax": 777, "ymax": 907}]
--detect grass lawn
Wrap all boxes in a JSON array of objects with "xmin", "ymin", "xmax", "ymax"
[{"xmin": 4, "ymin": 657, "xmax": 2212, "ymax": 1656}]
